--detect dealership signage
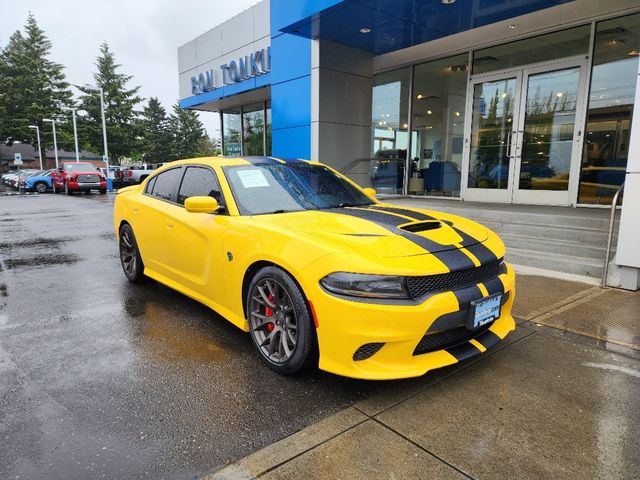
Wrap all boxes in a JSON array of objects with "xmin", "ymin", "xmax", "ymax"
[{"xmin": 191, "ymin": 46, "xmax": 271, "ymax": 95}]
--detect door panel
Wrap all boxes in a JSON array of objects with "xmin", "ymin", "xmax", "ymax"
[
  {"xmin": 514, "ymin": 63, "xmax": 585, "ymax": 205},
  {"xmin": 462, "ymin": 58, "xmax": 587, "ymax": 205},
  {"xmin": 464, "ymin": 75, "xmax": 520, "ymax": 202},
  {"xmin": 130, "ymin": 195, "xmax": 170, "ymax": 276}
]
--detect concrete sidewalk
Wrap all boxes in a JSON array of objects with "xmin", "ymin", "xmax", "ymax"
[{"xmin": 209, "ymin": 275, "xmax": 640, "ymax": 480}]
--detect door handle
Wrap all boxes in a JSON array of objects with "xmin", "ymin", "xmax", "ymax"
[{"xmin": 132, "ymin": 207, "xmax": 139, "ymax": 214}]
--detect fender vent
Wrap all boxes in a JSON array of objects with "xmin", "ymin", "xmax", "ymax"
[{"xmin": 399, "ymin": 221, "xmax": 442, "ymax": 233}]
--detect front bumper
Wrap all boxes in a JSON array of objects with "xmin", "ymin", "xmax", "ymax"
[
  {"xmin": 308, "ymin": 262, "xmax": 516, "ymax": 380},
  {"xmin": 68, "ymin": 181, "xmax": 105, "ymax": 191}
]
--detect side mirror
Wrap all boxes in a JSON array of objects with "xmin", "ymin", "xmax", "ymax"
[
  {"xmin": 363, "ymin": 187, "xmax": 377, "ymax": 198},
  {"xmin": 184, "ymin": 196, "xmax": 220, "ymax": 214}
]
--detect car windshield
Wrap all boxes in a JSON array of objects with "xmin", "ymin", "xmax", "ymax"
[
  {"xmin": 64, "ymin": 164, "xmax": 97, "ymax": 172},
  {"xmin": 223, "ymin": 162, "xmax": 374, "ymax": 215}
]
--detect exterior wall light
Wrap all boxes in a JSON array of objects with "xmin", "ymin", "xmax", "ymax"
[{"xmin": 360, "ymin": 27, "xmax": 371, "ymax": 34}]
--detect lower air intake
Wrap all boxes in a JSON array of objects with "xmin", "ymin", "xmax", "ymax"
[{"xmin": 353, "ymin": 342, "xmax": 384, "ymax": 361}]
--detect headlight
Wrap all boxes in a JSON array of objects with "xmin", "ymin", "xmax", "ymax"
[{"xmin": 320, "ymin": 272, "xmax": 409, "ymax": 299}]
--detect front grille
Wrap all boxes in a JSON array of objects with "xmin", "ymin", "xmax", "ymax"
[
  {"xmin": 353, "ymin": 342, "xmax": 385, "ymax": 361},
  {"xmin": 413, "ymin": 322, "xmax": 493, "ymax": 356},
  {"xmin": 77, "ymin": 174, "xmax": 100, "ymax": 183},
  {"xmin": 406, "ymin": 260, "xmax": 501, "ymax": 299}
]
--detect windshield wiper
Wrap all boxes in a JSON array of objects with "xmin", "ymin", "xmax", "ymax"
[
  {"xmin": 336, "ymin": 202, "xmax": 369, "ymax": 208},
  {"xmin": 267, "ymin": 209, "xmax": 289, "ymax": 214}
]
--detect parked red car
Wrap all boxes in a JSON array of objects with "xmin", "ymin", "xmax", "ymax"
[{"xmin": 51, "ymin": 162, "xmax": 107, "ymax": 195}]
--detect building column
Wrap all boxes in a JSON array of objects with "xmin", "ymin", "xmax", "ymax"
[
  {"xmin": 311, "ymin": 39, "xmax": 373, "ymax": 185},
  {"xmin": 614, "ymin": 59, "xmax": 640, "ymax": 291}
]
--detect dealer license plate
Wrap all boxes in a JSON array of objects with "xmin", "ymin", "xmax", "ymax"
[{"xmin": 468, "ymin": 293, "xmax": 502, "ymax": 330}]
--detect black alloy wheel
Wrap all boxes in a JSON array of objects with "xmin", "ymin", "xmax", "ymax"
[
  {"xmin": 119, "ymin": 224, "xmax": 145, "ymax": 283},
  {"xmin": 35, "ymin": 182, "xmax": 47, "ymax": 193},
  {"xmin": 247, "ymin": 266, "xmax": 317, "ymax": 374}
]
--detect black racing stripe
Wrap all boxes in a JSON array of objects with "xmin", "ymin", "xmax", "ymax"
[
  {"xmin": 451, "ymin": 227, "xmax": 498, "ymax": 264},
  {"xmin": 278, "ymin": 157, "xmax": 304, "ymax": 163},
  {"xmin": 476, "ymin": 329, "xmax": 502, "ymax": 350},
  {"xmin": 452, "ymin": 284, "xmax": 483, "ymax": 310},
  {"xmin": 334, "ymin": 208, "xmax": 476, "ymax": 271},
  {"xmin": 240, "ymin": 156, "xmax": 280, "ymax": 165},
  {"xmin": 368, "ymin": 205, "xmax": 435, "ymax": 221},
  {"xmin": 483, "ymin": 276, "xmax": 505, "ymax": 295},
  {"xmin": 372, "ymin": 207, "xmax": 497, "ymax": 265},
  {"xmin": 446, "ymin": 342, "xmax": 481, "ymax": 362}
]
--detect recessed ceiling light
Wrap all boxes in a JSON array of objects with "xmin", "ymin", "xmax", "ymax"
[
  {"xmin": 360, "ymin": 27, "xmax": 371, "ymax": 34},
  {"xmin": 556, "ymin": 92, "xmax": 563, "ymax": 97},
  {"xmin": 508, "ymin": 24, "xmax": 517, "ymax": 29},
  {"xmin": 403, "ymin": 123, "xmax": 408, "ymax": 128},
  {"xmin": 628, "ymin": 50, "xmax": 640, "ymax": 56},
  {"xmin": 442, "ymin": 0, "xmax": 456, "ymax": 4},
  {"xmin": 455, "ymin": 111, "xmax": 460, "ymax": 117},
  {"xmin": 427, "ymin": 110, "xmax": 432, "ymax": 115},
  {"xmin": 416, "ymin": 94, "xmax": 423, "ymax": 99}
]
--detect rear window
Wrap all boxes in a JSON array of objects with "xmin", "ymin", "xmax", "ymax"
[{"xmin": 148, "ymin": 168, "xmax": 182, "ymax": 202}]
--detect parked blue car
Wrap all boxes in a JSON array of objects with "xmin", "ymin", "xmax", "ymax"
[{"xmin": 24, "ymin": 170, "xmax": 55, "ymax": 193}]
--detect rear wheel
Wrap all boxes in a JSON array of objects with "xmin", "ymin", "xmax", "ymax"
[
  {"xmin": 35, "ymin": 182, "xmax": 47, "ymax": 194},
  {"xmin": 246, "ymin": 266, "xmax": 317, "ymax": 374},
  {"xmin": 119, "ymin": 224, "xmax": 145, "ymax": 283}
]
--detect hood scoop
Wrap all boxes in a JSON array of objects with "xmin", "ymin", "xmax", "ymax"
[{"xmin": 398, "ymin": 220, "xmax": 443, "ymax": 233}]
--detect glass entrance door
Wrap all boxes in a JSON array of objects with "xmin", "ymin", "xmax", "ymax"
[{"xmin": 463, "ymin": 58, "xmax": 588, "ymax": 205}]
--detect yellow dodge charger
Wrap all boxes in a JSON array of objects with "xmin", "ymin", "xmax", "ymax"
[{"xmin": 114, "ymin": 156, "xmax": 515, "ymax": 380}]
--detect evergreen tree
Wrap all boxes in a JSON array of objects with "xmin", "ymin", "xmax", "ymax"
[
  {"xmin": 168, "ymin": 103, "xmax": 211, "ymax": 160},
  {"xmin": 0, "ymin": 13, "xmax": 73, "ymax": 162},
  {"xmin": 140, "ymin": 97, "xmax": 171, "ymax": 163},
  {"xmin": 77, "ymin": 42, "xmax": 142, "ymax": 164}
]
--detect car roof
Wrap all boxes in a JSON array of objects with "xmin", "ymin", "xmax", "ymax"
[{"xmin": 163, "ymin": 156, "xmax": 313, "ymax": 168}]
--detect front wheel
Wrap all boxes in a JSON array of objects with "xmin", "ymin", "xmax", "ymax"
[
  {"xmin": 246, "ymin": 266, "xmax": 317, "ymax": 374},
  {"xmin": 35, "ymin": 182, "xmax": 47, "ymax": 194},
  {"xmin": 119, "ymin": 224, "xmax": 145, "ymax": 283},
  {"xmin": 64, "ymin": 182, "xmax": 73, "ymax": 195},
  {"xmin": 99, "ymin": 188, "xmax": 107, "ymax": 195}
]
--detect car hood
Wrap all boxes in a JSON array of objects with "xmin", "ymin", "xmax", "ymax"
[{"xmin": 249, "ymin": 205, "xmax": 491, "ymax": 259}]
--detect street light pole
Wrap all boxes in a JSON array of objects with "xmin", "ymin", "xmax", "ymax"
[
  {"xmin": 28, "ymin": 125, "xmax": 42, "ymax": 170},
  {"xmin": 84, "ymin": 84, "xmax": 110, "ymax": 190},
  {"xmin": 43, "ymin": 118, "xmax": 59, "ymax": 169},
  {"xmin": 62, "ymin": 107, "xmax": 80, "ymax": 162}
]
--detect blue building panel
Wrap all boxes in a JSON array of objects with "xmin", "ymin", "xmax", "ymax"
[
  {"xmin": 270, "ymin": 0, "xmax": 346, "ymax": 33},
  {"xmin": 271, "ymin": 76, "xmax": 311, "ymax": 130},
  {"xmin": 270, "ymin": 34, "xmax": 312, "ymax": 86},
  {"xmin": 272, "ymin": 125, "xmax": 311, "ymax": 159}
]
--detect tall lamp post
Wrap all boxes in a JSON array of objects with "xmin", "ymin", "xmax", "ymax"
[
  {"xmin": 28, "ymin": 125, "xmax": 43, "ymax": 170},
  {"xmin": 42, "ymin": 118, "xmax": 59, "ymax": 169},
  {"xmin": 61, "ymin": 106, "xmax": 80, "ymax": 162},
  {"xmin": 84, "ymin": 84, "xmax": 110, "ymax": 190}
]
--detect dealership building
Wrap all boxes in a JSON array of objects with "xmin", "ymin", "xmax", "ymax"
[{"xmin": 178, "ymin": 0, "xmax": 640, "ymax": 289}]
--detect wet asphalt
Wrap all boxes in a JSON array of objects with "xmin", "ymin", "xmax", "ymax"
[{"xmin": 0, "ymin": 190, "xmax": 384, "ymax": 479}]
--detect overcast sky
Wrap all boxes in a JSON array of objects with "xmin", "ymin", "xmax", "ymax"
[{"xmin": 1, "ymin": 0, "xmax": 259, "ymax": 138}]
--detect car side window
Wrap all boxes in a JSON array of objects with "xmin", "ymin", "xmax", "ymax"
[
  {"xmin": 177, "ymin": 166, "xmax": 225, "ymax": 207},
  {"xmin": 149, "ymin": 167, "xmax": 182, "ymax": 202},
  {"xmin": 145, "ymin": 176, "xmax": 157, "ymax": 194}
]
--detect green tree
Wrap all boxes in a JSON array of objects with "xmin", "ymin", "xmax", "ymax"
[
  {"xmin": 140, "ymin": 97, "xmax": 171, "ymax": 163},
  {"xmin": 168, "ymin": 103, "xmax": 211, "ymax": 160},
  {"xmin": 77, "ymin": 42, "xmax": 142, "ymax": 164},
  {"xmin": 0, "ymin": 13, "xmax": 73, "ymax": 161}
]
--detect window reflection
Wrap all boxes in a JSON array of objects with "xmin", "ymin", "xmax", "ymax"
[
  {"xmin": 411, "ymin": 54, "xmax": 467, "ymax": 196},
  {"xmin": 223, "ymin": 108, "xmax": 241, "ymax": 156},
  {"xmin": 371, "ymin": 68, "xmax": 410, "ymax": 195},
  {"xmin": 578, "ymin": 13, "xmax": 639, "ymax": 204},
  {"xmin": 242, "ymin": 103, "xmax": 265, "ymax": 156}
]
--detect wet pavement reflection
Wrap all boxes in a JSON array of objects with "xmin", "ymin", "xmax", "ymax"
[{"xmin": 0, "ymin": 194, "xmax": 383, "ymax": 480}]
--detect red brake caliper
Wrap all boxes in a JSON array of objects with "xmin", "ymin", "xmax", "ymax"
[{"xmin": 264, "ymin": 294, "xmax": 275, "ymax": 332}]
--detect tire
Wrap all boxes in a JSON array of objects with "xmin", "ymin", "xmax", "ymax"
[
  {"xmin": 35, "ymin": 182, "xmax": 47, "ymax": 194},
  {"xmin": 99, "ymin": 188, "xmax": 107, "ymax": 195},
  {"xmin": 84, "ymin": 190, "xmax": 91, "ymax": 195},
  {"xmin": 119, "ymin": 224, "xmax": 145, "ymax": 283},
  {"xmin": 246, "ymin": 266, "xmax": 317, "ymax": 374},
  {"xmin": 64, "ymin": 182, "xmax": 73, "ymax": 195}
]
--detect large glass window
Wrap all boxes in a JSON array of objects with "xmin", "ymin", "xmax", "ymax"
[
  {"xmin": 266, "ymin": 101, "xmax": 272, "ymax": 156},
  {"xmin": 242, "ymin": 103, "xmax": 265, "ymax": 156},
  {"xmin": 150, "ymin": 167, "xmax": 183, "ymax": 202},
  {"xmin": 222, "ymin": 108, "xmax": 241, "ymax": 156},
  {"xmin": 411, "ymin": 54, "xmax": 468, "ymax": 196},
  {"xmin": 473, "ymin": 25, "xmax": 591, "ymax": 74},
  {"xmin": 578, "ymin": 14, "xmax": 640, "ymax": 204},
  {"xmin": 371, "ymin": 67, "xmax": 411, "ymax": 194}
]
